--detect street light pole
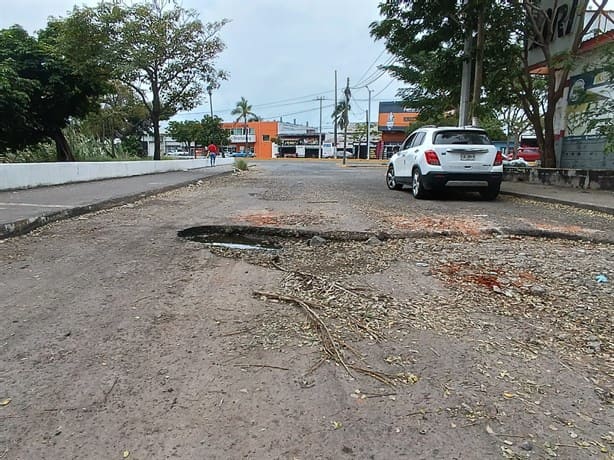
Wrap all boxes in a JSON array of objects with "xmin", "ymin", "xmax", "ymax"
[
  {"xmin": 366, "ymin": 86, "xmax": 372, "ymax": 160},
  {"xmin": 207, "ymin": 85, "xmax": 214, "ymax": 117},
  {"xmin": 316, "ymin": 96, "xmax": 324, "ymax": 159}
]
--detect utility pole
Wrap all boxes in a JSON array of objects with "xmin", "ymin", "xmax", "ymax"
[
  {"xmin": 315, "ymin": 96, "xmax": 324, "ymax": 159},
  {"xmin": 458, "ymin": 0, "xmax": 472, "ymax": 127},
  {"xmin": 366, "ymin": 86, "xmax": 372, "ymax": 160},
  {"xmin": 334, "ymin": 70, "xmax": 338, "ymax": 158}
]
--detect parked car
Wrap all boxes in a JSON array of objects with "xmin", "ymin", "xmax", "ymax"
[
  {"xmin": 386, "ymin": 126, "xmax": 503, "ymax": 200},
  {"xmin": 230, "ymin": 151, "xmax": 254, "ymax": 158},
  {"xmin": 337, "ymin": 148, "xmax": 355, "ymax": 159},
  {"xmin": 515, "ymin": 146, "xmax": 541, "ymax": 165}
]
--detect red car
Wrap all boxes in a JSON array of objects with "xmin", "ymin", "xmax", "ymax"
[{"xmin": 515, "ymin": 146, "xmax": 541, "ymax": 164}]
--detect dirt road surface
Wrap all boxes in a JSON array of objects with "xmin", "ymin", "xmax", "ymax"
[{"xmin": 1, "ymin": 161, "xmax": 612, "ymax": 459}]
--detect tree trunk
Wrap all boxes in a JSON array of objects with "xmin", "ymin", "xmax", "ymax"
[
  {"xmin": 152, "ymin": 85, "xmax": 162, "ymax": 161},
  {"xmin": 244, "ymin": 116, "xmax": 248, "ymax": 154},
  {"xmin": 542, "ymin": 109, "xmax": 557, "ymax": 167},
  {"xmin": 53, "ymin": 129, "xmax": 76, "ymax": 162},
  {"xmin": 152, "ymin": 115, "xmax": 161, "ymax": 160},
  {"xmin": 471, "ymin": 3, "xmax": 486, "ymax": 126}
]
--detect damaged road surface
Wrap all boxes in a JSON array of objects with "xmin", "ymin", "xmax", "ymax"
[{"xmin": 1, "ymin": 161, "xmax": 612, "ymax": 459}]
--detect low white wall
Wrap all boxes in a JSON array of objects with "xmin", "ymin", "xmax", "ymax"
[{"xmin": 0, "ymin": 158, "xmax": 233, "ymax": 191}]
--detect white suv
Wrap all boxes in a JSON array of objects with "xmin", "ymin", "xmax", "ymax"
[{"xmin": 386, "ymin": 126, "xmax": 503, "ymax": 200}]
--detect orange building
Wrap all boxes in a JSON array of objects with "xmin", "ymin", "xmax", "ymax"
[
  {"xmin": 222, "ymin": 120, "xmax": 278, "ymax": 159},
  {"xmin": 376, "ymin": 102, "xmax": 419, "ymax": 159}
]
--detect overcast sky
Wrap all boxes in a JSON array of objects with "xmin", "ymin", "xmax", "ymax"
[{"xmin": 1, "ymin": 0, "xmax": 401, "ymax": 130}]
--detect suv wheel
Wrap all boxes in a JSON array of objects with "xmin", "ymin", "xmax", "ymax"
[
  {"xmin": 411, "ymin": 168, "xmax": 427, "ymax": 199},
  {"xmin": 479, "ymin": 185, "xmax": 500, "ymax": 201},
  {"xmin": 386, "ymin": 165, "xmax": 403, "ymax": 190}
]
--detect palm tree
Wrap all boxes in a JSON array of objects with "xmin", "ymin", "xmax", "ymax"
[
  {"xmin": 332, "ymin": 80, "xmax": 351, "ymax": 164},
  {"xmin": 231, "ymin": 97, "xmax": 259, "ymax": 155}
]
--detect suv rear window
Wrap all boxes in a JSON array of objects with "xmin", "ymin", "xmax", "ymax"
[{"xmin": 433, "ymin": 130, "xmax": 491, "ymax": 145}]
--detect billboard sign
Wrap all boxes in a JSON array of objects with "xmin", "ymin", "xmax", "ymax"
[{"xmin": 526, "ymin": 0, "xmax": 588, "ymax": 67}]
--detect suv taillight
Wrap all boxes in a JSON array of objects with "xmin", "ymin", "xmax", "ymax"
[
  {"xmin": 424, "ymin": 150, "xmax": 440, "ymax": 165},
  {"xmin": 493, "ymin": 150, "xmax": 503, "ymax": 166}
]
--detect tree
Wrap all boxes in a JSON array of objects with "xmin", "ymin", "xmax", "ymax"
[
  {"xmin": 166, "ymin": 120, "xmax": 203, "ymax": 153},
  {"xmin": 198, "ymin": 115, "xmax": 230, "ymax": 148},
  {"xmin": 0, "ymin": 23, "xmax": 111, "ymax": 160},
  {"xmin": 370, "ymin": 1, "xmax": 521, "ymax": 124},
  {"xmin": 80, "ymin": 81, "xmax": 151, "ymax": 157},
  {"xmin": 91, "ymin": 0, "xmax": 228, "ymax": 160},
  {"xmin": 230, "ymin": 97, "xmax": 259, "ymax": 154},
  {"xmin": 332, "ymin": 79, "xmax": 352, "ymax": 165}
]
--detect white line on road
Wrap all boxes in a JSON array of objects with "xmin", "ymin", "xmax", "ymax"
[{"xmin": 0, "ymin": 202, "xmax": 71, "ymax": 208}]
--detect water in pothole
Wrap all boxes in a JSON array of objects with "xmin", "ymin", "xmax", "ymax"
[{"xmin": 185, "ymin": 233, "xmax": 282, "ymax": 251}]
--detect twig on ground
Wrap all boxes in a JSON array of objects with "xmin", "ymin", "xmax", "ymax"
[
  {"xmin": 232, "ymin": 364, "xmax": 289, "ymax": 371},
  {"xmin": 304, "ymin": 357, "xmax": 327, "ymax": 376},
  {"xmin": 363, "ymin": 392, "xmax": 398, "ymax": 399},
  {"xmin": 254, "ymin": 289, "xmax": 353, "ymax": 378},
  {"xmin": 103, "ymin": 376, "xmax": 118, "ymax": 404}
]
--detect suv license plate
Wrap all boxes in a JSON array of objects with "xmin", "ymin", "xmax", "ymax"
[{"xmin": 460, "ymin": 153, "xmax": 475, "ymax": 161}]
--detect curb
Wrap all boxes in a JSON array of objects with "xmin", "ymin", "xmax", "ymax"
[
  {"xmin": 0, "ymin": 170, "xmax": 234, "ymax": 239},
  {"xmin": 500, "ymin": 190, "xmax": 614, "ymax": 216}
]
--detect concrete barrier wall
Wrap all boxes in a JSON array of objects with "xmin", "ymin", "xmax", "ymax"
[
  {"xmin": 0, "ymin": 158, "xmax": 234, "ymax": 191},
  {"xmin": 503, "ymin": 167, "xmax": 614, "ymax": 190}
]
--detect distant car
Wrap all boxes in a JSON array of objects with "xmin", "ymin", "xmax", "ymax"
[
  {"xmin": 230, "ymin": 151, "xmax": 254, "ymax": 158},
  {"xmin": 167, "ymin": 151, "xmax": 193, "ymax": 159},
  {"xmin": 337, "ymin": 149, "xmax": 355, "ymax": 159},
  {"xmin": 515, "ymin": 146, "xmax": 541, "ymax": 165},
  {"xmin": 386, "ymin": 126, "xmax": 503, "ymax": 200}
]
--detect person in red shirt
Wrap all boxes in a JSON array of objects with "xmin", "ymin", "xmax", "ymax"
[{"xmin": 207, "ymin": 143, "xmax": 217, "ymax": 167}]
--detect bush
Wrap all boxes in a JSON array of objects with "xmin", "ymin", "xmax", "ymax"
[{"xmin": 234, "ymin": 158, "xmax": 248, "ymax": 171}]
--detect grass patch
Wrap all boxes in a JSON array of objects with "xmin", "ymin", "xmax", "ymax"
[{"xmin": 234, "ymin": 158, "xmax": 248, "ymax": 171}]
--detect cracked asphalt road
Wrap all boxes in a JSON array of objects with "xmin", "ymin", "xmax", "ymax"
[{"xmin": 1, "ymin": 161, "xmax": 612, "ymax": 460}]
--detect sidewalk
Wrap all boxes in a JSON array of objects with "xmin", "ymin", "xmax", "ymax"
[
  {"xmin": 0, "ymin": 165, "xmax": 234, "ymax": 239},
  {"xmin": 500, "ymin": 181, "xmax": 614, "ymax": 215}
]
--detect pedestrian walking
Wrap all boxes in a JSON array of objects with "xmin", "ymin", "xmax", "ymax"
[{"xmin": 208, "ymin": 143, "xmax": 217, "ymax": 167}]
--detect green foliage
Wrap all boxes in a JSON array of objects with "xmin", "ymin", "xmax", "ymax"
[
  {"xmin": 0, "ymin": 19, "xmax": 111, "ymax": 160},
  {"xmin": 408, "ymin": 111, "xmax": 504, "ymax": 140},
  {"xmin": 370, "ymin": 1, "xmax": 523, "ymax": 120},
  {"xmin": 231, "ymin": 97, "xmax": 258, "ymax": 152},
  {"xmin": 332, "ymin": 101, "xmax": 351, "ymax": 131},
  {"xmin": 234, "ymin": 158, "xmax": 248, "ymax": 171},
  {"xmin": 231, "ymin": 97, "xmax": 258, "ymax": 123},
  {"xmin": 166, "ymin": 116, "xmax": 229, "ymax": 152},
  {"xmin": 199, "ymin": 115, "xmax": 230, "ymax": 147},
  {"xmin": 80, "ymin": 81, "xmax": 150, "ymax": 156},
  {"xmin": 3, "ymin": 127, "xmax": 144, "ymax": 163},
  {"xmin": 167, "ymin": 120, "xmax": 203, "ymax": 150}
]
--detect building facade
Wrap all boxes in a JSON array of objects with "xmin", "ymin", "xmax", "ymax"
[
  {"xmin": 221, "ymin": 120, "xmax": 278, "ymax": 159},
  {"xmin": 376, "ymin": 102, "xmax": 419, "ymax": 159}
]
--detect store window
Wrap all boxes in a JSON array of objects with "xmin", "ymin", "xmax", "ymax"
[{"xmin": 263, "ymin": 135, "xmax": 270, "ymax": 142}]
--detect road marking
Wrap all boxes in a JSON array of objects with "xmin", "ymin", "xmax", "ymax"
[{"xmin": 0, "ymin": 202, "xmax": 71, "ymax": 208}]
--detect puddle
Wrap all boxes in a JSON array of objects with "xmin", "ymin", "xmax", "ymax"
[{"xmin": 184, "ymin": 233, "xmax": 282, "ymax": 251}]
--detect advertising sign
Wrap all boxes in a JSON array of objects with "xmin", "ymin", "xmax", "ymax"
[{"xmin": 526, "ymin": 0, "xmax": 588, "ymax": 67}]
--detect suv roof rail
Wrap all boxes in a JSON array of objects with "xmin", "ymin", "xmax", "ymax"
[{"xmin": 422, "ymin": 125, "xmax": 437, "ymax": 128}]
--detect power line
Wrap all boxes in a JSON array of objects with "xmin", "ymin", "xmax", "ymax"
[
  {"xmin": 352, "ymin": 55, "xmax": 396, "ymax": 89},
  {"xmin": 354, "ymin": 48, "xmax": 387, "ymax": 86}
]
